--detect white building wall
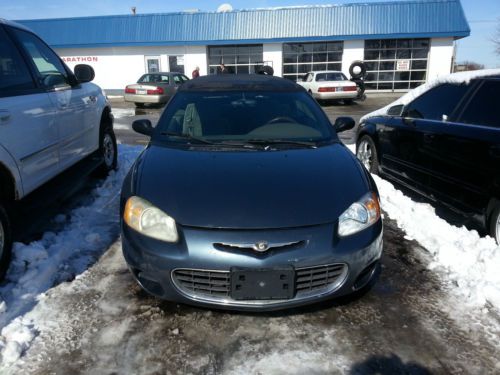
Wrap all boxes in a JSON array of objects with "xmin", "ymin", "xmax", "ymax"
[
  {"xmin": 56, "ymin": 45, "xmax": 209, "ymax": 91},
  {"xmin": 263, "ymin": 43, "xmax": 283, "ymax": 77},
  {"xmin": 427, "ymin": 38, "xmax": 455, "ymax": 81},
  {"xmin": 341, "ymin": 40, "xmax": 364, "ymax": 77}
]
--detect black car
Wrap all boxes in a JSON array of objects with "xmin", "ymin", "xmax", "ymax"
[{"xmin": 356, "ymin": 73, "xmax": 500, "ymax": 243}]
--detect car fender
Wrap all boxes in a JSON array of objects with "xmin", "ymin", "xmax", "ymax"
[
  {"xmin": 0, "ymin": 145, "xmax": 23, "ymax": 200},
  {"xmin": 356, "ymin": 120, "xmax": 380, "ymax": 148}
]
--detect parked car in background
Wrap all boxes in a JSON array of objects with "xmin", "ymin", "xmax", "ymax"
[
  {"xmin": 297, "ymin": 71, "xmax": 358, "ymax": 104},
  {"xmin": 121, "ymin": 75, "xmax": 383, "ymax": 311},
  {"xmin": 124, "ymin": 72, "xmax": 190, "ymax": 107},
  {"xmin": 0, "ymin": 19, "xmax": 118, "ymax": 278},
  {"xmin": 355, "ymin": 70, "xmax": 500, "ymax": 244}
]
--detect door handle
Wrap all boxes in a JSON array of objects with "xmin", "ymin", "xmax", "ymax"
[{"xmin": 0, "ymin": 110, "xmax": 10, "ymax": 124}]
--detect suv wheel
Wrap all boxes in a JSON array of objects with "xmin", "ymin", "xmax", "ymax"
[
  {"xmin": 356, "ymin": 135, "xmax": 379, "ymax": 174},
  {"xmin": 490, "ymin": 204, "xmax": 500, "ymax": 244},
  {"xmin": 0, "ymin": 203, "xmax": 12, "ymax": 280},
  {"xmin": 97, "ymin": 127, "xmax": 118, "ymax": 176}
]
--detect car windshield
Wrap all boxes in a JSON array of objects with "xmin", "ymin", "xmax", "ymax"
[
  {"xmin": 316, "ymin": 73, "xmax": 348, "ymax": 82},
  {"xmin": 138, "ymin": 74, "xmax": 169, "ymax": 83},
  {"xmin": 154, "ymin": 91, "xmax": 336, "ymax": 146}
]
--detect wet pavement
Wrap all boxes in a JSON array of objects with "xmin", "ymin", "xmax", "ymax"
[{"xmin": 8, "ymin": 217, "xmax": 499, "ymax": 374}]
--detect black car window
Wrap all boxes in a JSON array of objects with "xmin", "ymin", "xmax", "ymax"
[
  {"xmin": 0, "ymin": 26, "xmax": 36, "ymax": 95},
  {"xmin": 405, "ymin": 83, "xmax": 469, "ymax": 121},
  {"xmin": 12, "ymin": 28, "xmax": 70, "ymax": 89},
  {"xmin": 459, "ymin": 80, "xmax": 500, "ymax": 128}
]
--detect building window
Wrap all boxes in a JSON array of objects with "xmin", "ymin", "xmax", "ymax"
[
  {"xmin": 363, "ymin": 38, "xmax": 430, "ymax": 91},
  {"xmin": 282, "ymin": 41, "xmax": 343, "ymax": 81},
  {"xmin": 207, "ymin": 45, "xmax": 263, "ymax": 74}
]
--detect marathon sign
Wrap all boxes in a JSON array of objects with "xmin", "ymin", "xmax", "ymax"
[{"xmin": 62, "ymin": 56, "xmax": 99, "ymax": 63}]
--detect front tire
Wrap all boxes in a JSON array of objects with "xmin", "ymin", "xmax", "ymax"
[
  {"xmin": 97, "ymin": 127, "xmax": 118, "ymax": 176},
  {"xmin": 356, "ymin": 135, "xmax": 379, "ymax": 174},
  {"xmin": 490, "ymin": 204, "xmax": 500, "ymax": 244},
  {"xmin": 0, "ymin": 203, "xmax": 12, "ymax": 280}
]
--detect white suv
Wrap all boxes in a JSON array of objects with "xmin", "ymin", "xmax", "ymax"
[{"xmin": 0, "ymin": 20, "xmax": 118, "ymax": 278}]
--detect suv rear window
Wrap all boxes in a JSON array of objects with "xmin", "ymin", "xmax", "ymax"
[
  {"xmin": 0, "ymin": 26, "xmax": 36, "ymax": 95},
  {"xmin": 459, "ymin": 80, "xmax": 500, "ymax": 128}
]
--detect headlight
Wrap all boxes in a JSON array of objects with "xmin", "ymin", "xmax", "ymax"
[
  {"xmin": 338, "ymin": 192, "xmax": 380, "ymax": 237},
  {"xmin": 123, "ymin": 196, "xmax": 178, "ymax": 242}
]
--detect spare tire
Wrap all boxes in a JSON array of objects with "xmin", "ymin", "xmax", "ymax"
[
  {"xmin": 257, "ymin": 65, "xmax": 274, "ymax": 76},
  {"xmin": 349, "ymin": 61, "xmax": 367, "ymax": 79}
]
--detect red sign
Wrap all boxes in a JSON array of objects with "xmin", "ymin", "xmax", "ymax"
[{"xmin": 62, "ymin": 56, "xmax": 99, "ymax": 63}]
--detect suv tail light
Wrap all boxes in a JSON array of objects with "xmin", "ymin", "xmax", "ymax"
[
  {"xmin": 147, "ymin": 87, "xmax": 164, "ymax": 95},
  {"xmin": 125, "ymin": 86, "xmax": 136, "ymax": 94}
]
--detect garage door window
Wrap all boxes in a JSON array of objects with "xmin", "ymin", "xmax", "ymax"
[
  {"xmin": 207, "ymin": 45, "xmax": 263, "ymax": 75},
  {"xmin": 282, "ymin": 41, "xmax": 343, "ymax": 82},
  {"xmin": 364, "ymin": 39, "xmax": 429, "ymax": 91}
]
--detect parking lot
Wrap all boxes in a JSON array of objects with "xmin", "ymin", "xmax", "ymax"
[{"xmin": 3, "ymin": 93, "xmax": 499, "ymax": 374}]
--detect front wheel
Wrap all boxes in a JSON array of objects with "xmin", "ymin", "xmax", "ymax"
[
  {"xmin": 490, "ymin": 204, "xmax": 500, "ymax": 244},
  {"xmin": 356, "ymin": 135, "xmax": 379, "ymax": 174},
  {"xmin": 97, "ymin": 127, "xmax": 118, "ymax": 176},
  {"xmin": 0, "ymin": 203, "xmax": 12, "ymax": 280}
]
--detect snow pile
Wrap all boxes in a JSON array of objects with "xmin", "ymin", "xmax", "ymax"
[
  {"xmin": 0, "ymin": 145, "xmax": 143, "ymax": 365},
  {"xmin": 346, "ymin": 144, "xmax": 500, "ymax": 308},
  {"xmin": 373, "ymin": 174, "xmax": 500, "ymax": 308},
  {"xmin": 360, "ymin": 69, "xmax": 500, "ymax": 122}
]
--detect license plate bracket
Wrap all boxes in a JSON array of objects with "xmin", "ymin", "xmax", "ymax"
[{"xmin": 231, "ymin": 267, "xmax": 295, "ymax": 300}]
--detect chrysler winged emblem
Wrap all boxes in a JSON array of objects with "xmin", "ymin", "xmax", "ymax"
[{"xmin": 253, "ymin": 241, "xmax": 270, "ymax": 252}]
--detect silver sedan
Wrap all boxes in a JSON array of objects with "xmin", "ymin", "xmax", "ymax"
[{"xmin": 124, "ymin": 72, "xmax": 190, "ymax": 107}]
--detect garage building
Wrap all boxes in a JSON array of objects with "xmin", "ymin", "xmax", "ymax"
[{"xmin": 18, "ymin": 0, "xmax": 470, "ymax": 93}]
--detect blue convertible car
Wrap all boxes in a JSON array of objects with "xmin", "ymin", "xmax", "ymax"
[{"xmin": 120, "ymin": 75, "xmax": 383, "ymax": 311}]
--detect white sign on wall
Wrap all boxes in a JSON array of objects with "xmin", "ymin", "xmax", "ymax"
[{"xmin": 396, "ymin": 59, "xmax": 410, "ymax": 71}]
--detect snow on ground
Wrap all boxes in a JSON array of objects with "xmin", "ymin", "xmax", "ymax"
[
  {"xmin": 0, "ymin": 145, "xmax": 143, "ymax": 365},
  {"xmin": 111, "ymin": 108, "xmax": 135, "ymax": 119},
  {"xmin": 360, "ymin": 69, "xmax": 500, "ymax": 122},
  {"xmin": 346, "ymin": 144, "xmax": 500, "ymax": 310}
]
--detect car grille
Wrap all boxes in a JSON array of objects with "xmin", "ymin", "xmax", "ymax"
[
  {"xmin": 172, "ymin": 269, "xmax": 231, "ymax": 298},
  {"xmin": 295, "ymin": 264, "xmax": 347, "ymax": 295},
  {"xmin": 172, "ymin": 263, "xmax": 347, "ymax": 304}
]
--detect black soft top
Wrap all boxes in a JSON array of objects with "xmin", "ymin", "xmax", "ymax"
[{"xmin": 179, "ymin": 74, "xmax": 304, "ymax": 92}]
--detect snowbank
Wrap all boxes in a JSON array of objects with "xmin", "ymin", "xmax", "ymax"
[
  {"xmin": 346, "ymin": 144, "xmax": 500, "ymax": 309},
  {"xmin": 0, "ymin": 145, "xmax": 143, "ymax": 365},
  {"xmin": 360, "ymin": 69, "xmax": 500, "ymax": 122}
]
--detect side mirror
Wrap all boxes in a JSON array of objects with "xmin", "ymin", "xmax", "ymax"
[
  {"xmin": 74, "ymin": 64, "xmax": 95, "ymax": 83},
  {"xmin": 132, "ymin": 119, "xmax": 153, "ymax": 136},
  {"xmin": 387, "ymin": 104, "xmax": 404, "ymax": 117},
  {"xmin": 334, "ymin": 116, "xmax": 355, "ymax": 133}
]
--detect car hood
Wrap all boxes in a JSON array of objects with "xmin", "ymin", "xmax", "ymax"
[{"xmin": 134, "ymin": 143, "xmax": 371, "ymax": 229}]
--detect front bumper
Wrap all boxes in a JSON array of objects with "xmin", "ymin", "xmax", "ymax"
[{"xmin": 122, "ymin": 220, "xmax": 383, "ymax": 311}]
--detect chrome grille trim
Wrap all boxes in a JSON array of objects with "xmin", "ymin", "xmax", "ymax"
[{"xmin": 171, "ymin": 263, "xmax": 348, "ymax": 306}]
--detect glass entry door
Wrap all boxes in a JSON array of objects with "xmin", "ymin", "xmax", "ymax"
[
  {"xmin": 145, "ymin": 56, "xmax": 161, "ymax": 73},
  {"xmin": 169, "ymin": 55, "xmax": 185, "ymax": 74}
]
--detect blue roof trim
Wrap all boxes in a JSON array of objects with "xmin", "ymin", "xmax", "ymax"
[{"xmin": 17, "ymin": 0, "xmax": 470, "ymax": 48}]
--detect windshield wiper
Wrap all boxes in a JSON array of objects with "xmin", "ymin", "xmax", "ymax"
[
  {"xmin": 243, "ymin": 139, "xmax": 318, "ymax": 149},
  {"xmin": 160, "ymin": 132, "xmax": 216, "ymax": 145}
]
